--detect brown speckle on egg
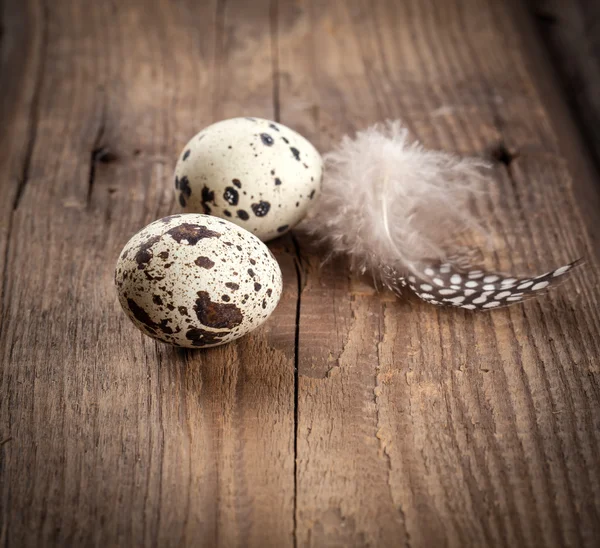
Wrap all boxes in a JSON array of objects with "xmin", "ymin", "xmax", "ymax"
[
  {"xmin": 251, "ymin": 201, "xmax": 270, "ymax": 217},
  {"xmin": 186, "ymin": 327, "xmax": 227, "ymax": 347},
  {"xmin": 194, "ymin": 291, "xmax": 243, "ymax": 329},
  {"xmin": 195, "ymin": 256, "xmax": 215, "ymax": 269},
  {"xmin": 134, "ymin": 235, "xmax": 160, "ymax": 270},
  {"xmin": 223, "ymin": 187, "xmax": 239, "ymax": 205},
  {"xmin": 126, "ymin": 298, "xmax": 159, "ymax": 334},
  {"xmin": 167, "ymin": 223, "xmax": 220, "ymax": 245}
]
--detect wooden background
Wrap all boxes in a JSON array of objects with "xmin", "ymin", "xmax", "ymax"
[
  {"xmin": 530, "ymin": 0, "xmax": 600, "ymax": 170},
  {"xmin": 1, "ymin": 0, "xmax": 599, "ymax": 546}
]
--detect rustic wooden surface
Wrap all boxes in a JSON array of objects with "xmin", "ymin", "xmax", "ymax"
[
  {"xmin": 529, "ymin": 0, "xmax": 600, "ymax": 169},
  {"xmin": 1, "ymin": 0, "xmax": 599, "ymax": 547}
]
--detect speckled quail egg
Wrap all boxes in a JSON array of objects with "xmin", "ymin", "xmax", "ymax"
[
  {"xmin": 114, "ymin": 214, "xmax": 283, "ymax": 348},
  {"xmin": 174, "ymin": 117, "xmax": 323, "ymax": 242}
]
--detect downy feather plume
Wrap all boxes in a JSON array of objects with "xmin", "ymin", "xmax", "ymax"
[{"xmin": 305, "ymin": 121, "xmax": 580, "ymax": 310}]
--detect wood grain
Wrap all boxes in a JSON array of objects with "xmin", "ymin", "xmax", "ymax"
[
  {"xmin": 0, "ymin": 0, "xmax": 296, "ymax": 546},
  {"xmin": 278, "ymin": 0, "xmax": 600, "ymax": 546},
  {"xmin": 0, "ymin": 0, "xmax": 599, "ymax": 547}
]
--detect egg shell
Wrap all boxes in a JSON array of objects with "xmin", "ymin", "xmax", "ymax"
[
  {"xmin": 174, "ymin": 117, "xmax": 323, "ymax": 242},
  {"xmin": 114, "ymin": 214, "xmax": 283, "ymax": 348}
]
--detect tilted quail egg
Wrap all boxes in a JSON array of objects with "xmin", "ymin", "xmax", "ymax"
[
  {"xmin": 114, "ymin": 214, "xmax": 282, "ymax": 348},
  {"xmin": 174, "ymin": 117, "xmax": 322, "ymax": 242}
]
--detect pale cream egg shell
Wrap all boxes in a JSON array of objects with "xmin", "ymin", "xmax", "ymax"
[
  {"xmin": 114, "ymin": 214, "xmax": 283, "ymax": 348},
  {"xmin": 174, "ymin": 117, "xmax": 322, "ymax": 242}
]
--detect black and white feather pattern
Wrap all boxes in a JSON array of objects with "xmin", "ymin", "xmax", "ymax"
[
  {"xmin": 398, "ymin": 259, "xmax": 582, "ymax": 310},
  {"xmin": 306, "ymin": 121, "xmax": 580, "ymax": 311}
]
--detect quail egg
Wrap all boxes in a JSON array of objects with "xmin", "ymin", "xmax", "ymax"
[
  {"xmin": 174, "ymin": 117, "xmax": 322, "ymax": 241},
  {"xmin": 115, "ymin": 214, "xmax": 283, "ymax": 348}
]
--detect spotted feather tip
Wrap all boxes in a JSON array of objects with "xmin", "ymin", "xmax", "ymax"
[{"xmin": 400, "ymin": 259, "xmax": 583, "ymax": 310}]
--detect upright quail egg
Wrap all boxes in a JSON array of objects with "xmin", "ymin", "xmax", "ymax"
[
  {"xmin": 114, "ymin": 214, "xmax": 282, "ymax": 348},
  {"xmin": 174, "ymin": 117, "xmax": 322, "ymax": 242}
]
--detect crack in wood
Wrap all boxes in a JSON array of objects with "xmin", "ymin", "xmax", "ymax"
[
  {"xmin": 86, "ymin": 114, "xmax": 107, "ymax": 208},
  {"xmin": 1, "ymin": 0, "xmax": 48, "ymax": 326},
  {"xmin": 290, "ymin": 231, "xmax": 302, "ymax": 548},
  {"xmin": 12, "ymin": 1, "xmax": 48, "ymax": 212},
  {"xmin": 375, "ymin": 304, "xmax": 412, "ymax": 548},
  {"xmin": 270, "ymin": 0, "xmax": 280, "ymax": 123},
  {"xmin": 212, "ymin": 0, "xmax": 227, "ymax": 115},
  {"xmin": 270, "ymin": 2, "xmax": 297, "ymax": 543},
  {"xmin": 87, "ymin": 146, "xmax": 103, "ymax": 208}
]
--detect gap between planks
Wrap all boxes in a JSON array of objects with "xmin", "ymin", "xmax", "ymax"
[{"xmin": 269, "ymin": 0, "xmax": 301, "ymax": 544}]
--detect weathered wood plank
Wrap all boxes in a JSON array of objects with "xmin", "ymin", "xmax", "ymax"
[
  {"xmin": 1, "ymin": 0, "xmax": 599, "ymax": 546},
  {"xmin": 0, "ymin": 0, "xmax": 44, "ymax": 314},
  {"xmin": 278, "ymin": 0, "xmax": 600, "ymax": 546},
  {"xmin": 0, "ymin": 0, "xmax": 296, "ymax": 546},
  {"xmin": 529, "ymin": 0, "xmax": 600, "ymax": 169}
]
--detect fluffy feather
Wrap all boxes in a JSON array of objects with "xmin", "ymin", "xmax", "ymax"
[
  {"xmin": 305, "ymin": 121, "xmax": 581, "ymax": 310},
  {"xmin": 306, "ymin": 121, "xmax": 489, "ymax": 276}
]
